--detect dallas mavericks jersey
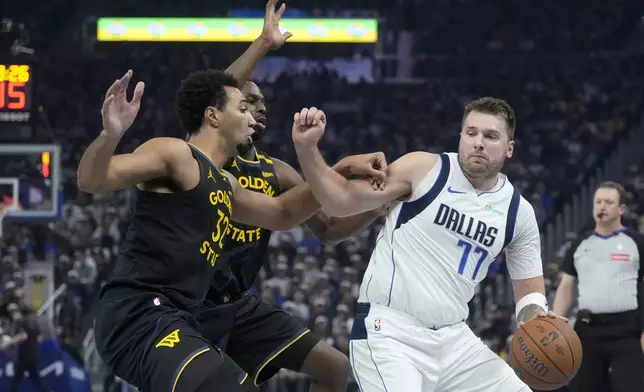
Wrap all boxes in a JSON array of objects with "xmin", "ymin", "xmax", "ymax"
[{"xmin": 357, "ymin": 152, "xmax": 543, "ymax": 327}]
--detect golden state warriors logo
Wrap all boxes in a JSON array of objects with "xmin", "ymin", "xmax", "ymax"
[{"xmin": 155, "ymin": 329, "xmax": 180, "ymax": 348}]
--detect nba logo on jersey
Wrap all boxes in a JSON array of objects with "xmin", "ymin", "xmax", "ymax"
[
  {"xmin": 153, "ymin": 297, "xmax": 161, "ymax": 306},
  {"xmin": 374, "ymin": 319, "xmax": 382, "ymax": 331}
]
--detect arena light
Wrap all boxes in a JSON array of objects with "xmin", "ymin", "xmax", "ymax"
[{"xmin": 96, "ymin": 18, "xmax": 377, "ymax": 43}]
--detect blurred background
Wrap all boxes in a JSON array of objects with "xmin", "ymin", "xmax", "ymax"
[{"xmin": 1, "ymin": 0, "xmax": 643, "ymax": 391}]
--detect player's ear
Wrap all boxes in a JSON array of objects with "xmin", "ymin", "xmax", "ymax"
[
  {"xmin": 506, "ymin": 140, "xmax": 514, "ymax": 159},
  {"xmin": 204, "ymin": 106, "xmax": 221, "ymax": 128}
]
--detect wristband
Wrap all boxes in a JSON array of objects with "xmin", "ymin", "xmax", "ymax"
[{"xmin": 516, "ymin": 292, "xmax": 548, "ymax": 317}]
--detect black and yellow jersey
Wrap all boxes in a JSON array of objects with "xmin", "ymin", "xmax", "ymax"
[
  {"xmin": 210, "ymin": 149, "xmax": 282, "ymax": 294},
  {"xmin": 101, "ymin": 143, "xmax": 234, "ymax": 308}
]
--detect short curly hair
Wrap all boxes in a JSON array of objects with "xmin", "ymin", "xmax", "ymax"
[{"xmin": 175, "ymin": 70, "xmax": 240, "ymax": 135}]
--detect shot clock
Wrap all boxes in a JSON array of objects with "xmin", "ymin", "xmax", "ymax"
[{"xmin": 0, "ymin": 64, "xmax": 33, "ymax": 123}]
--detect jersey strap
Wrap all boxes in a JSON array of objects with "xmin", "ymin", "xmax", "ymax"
[
  {"xmin": 501, "ymin": 187, "xmax": 521, "ymax": 250},
  {"xmin": 394, "ymin": 153, "xmax": 450, "ymax": 230}
]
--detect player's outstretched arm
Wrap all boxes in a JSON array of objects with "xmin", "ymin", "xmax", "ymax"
[
  {"xmin": 227, "ymin": 172, "xmax": 321, "ymax": 231},
  {"xmin": 273, "ymin": 155, "xmax": 387, "ymax": 244},
  {"xmin": 82, "ymin": 70, "xmax": 199, "ymax": 194},
  {"xmin": 78, "ymin": 70, "xmax": 197, "ymax": 194},
  {"xmin": 292, "ymin": 107, "xmax": 435, "ymax": 217},
  {"xmin": 78, "ymin": 136, "xmax": 193, "ymax": 194},
  {"xmin": 225, "ymin": 0, "xmax": 292, "ymax": 86}
]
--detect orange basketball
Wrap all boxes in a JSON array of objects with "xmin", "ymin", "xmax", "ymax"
[{"xmin": 507, "ymin": 317, "xmax": 582, "ymax": 391}]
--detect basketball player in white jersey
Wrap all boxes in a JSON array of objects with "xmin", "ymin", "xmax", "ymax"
[{"xmin": 291, "ymin": 97, "xmax": 562, "ymax": 392}]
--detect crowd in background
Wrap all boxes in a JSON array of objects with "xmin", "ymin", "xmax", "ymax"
[{"xmin": 1, "ymin": 1, "xmax": 644, "ymax": 391}]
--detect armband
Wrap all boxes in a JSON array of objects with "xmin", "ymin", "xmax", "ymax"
[{"xmin": 515, "ymin": 292, "xmax": 548, "ymax": 317}]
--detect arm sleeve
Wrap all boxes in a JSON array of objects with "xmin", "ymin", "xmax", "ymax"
[
  {"xmin": 626, "ymin": 229, "xmax": 644, "ymax": 330},
  {"xmin": 504, "ymin": 198, "xmax": 544, "ymax": 280},
  {"xmin": 560, "ymin": 237, "xmax": 584, "ymax": 277}
]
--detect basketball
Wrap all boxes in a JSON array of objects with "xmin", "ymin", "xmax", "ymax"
[{"xmin": 507, "ymin": 317, "xmax": 582, "ymax": 391}]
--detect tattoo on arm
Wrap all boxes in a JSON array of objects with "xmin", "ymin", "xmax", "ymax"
[{"xmin": 516, "ymin": 303, "xmax": 545, "ymax": 323}]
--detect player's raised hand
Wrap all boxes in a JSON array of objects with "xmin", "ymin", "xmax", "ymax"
[
  {"xmin": 101, "ymin": 70, "xmax": 145, "ymax": 138},
  {"xmin": 292, "ymin": 107, "xmax": 326, "ymax": 149},
  {"xmin": 261, "ymin": 0, "xmax": 292, "ymax": 49}
]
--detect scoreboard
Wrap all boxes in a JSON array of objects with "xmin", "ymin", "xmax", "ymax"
[{"xmin": 0, "ymin": 64, "xmax": 33, "ymax": 123}]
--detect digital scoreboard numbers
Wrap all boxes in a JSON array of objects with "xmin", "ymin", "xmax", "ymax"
[{"xmin": 0, "ymin": 64, "xmax": 33, "ymax": 123}]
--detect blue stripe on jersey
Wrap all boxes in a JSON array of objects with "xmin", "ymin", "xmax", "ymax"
[
  {"xmin": 386, "ymin": 153, "xmax": 450, "ymax": 306},
  {"xmin": 394, "ymin": 153, "xmax": 450, "ymax": 230},
  {"xmin": 502, "ymin": 187, "xmax": 521, "ymax": 250}
]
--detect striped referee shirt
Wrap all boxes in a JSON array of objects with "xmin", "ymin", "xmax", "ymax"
[{"xmin": 560, "ymin": 227, "xmax": 644, "ymax": 321}]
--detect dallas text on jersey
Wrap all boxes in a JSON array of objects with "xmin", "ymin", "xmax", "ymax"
[{"xmin": 434, "ymin": 203, "xmax": 498, "ymax": 247}]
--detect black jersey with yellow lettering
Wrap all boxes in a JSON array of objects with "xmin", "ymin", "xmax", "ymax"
[
  {"xmin": 100, "ymin": 144, "xmax": 234, "ymax": 308},
  {"xmin": 212, "ymin": 149, "xmax": 282, "ymax": 294}
]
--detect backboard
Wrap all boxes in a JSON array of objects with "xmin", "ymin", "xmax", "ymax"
[{"xmin": 0, "ymin": 144, "xmax": 61, "ymax": 220}]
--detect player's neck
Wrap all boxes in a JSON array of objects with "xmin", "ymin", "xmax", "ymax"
[
  {"xmin": 466, "ymin": 174, "xmax": 499, "ymax": 192},
  {"xmin": 594, "ymin": 221, "xmax": 624, "ymax": 236},
  {"xmin": 239, "ymin": 145, "xmax": 258, "ymax": 161},
  {"xmin": 187, "ymin": 132, "xmax": 233, "ymax": 170}
]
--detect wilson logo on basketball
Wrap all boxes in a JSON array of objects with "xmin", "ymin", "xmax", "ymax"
[
  {"xmin": 517, "ymin": 336, "xmax": 549, "ymax": 377},
  {"xmin": 609, "ymin": 253, "xmax": 630, "ymax": 261}
]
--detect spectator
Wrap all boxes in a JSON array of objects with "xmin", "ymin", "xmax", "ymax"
[{"xmin": 9, "ymin": 306, "xmax": 53, "ymax": 392}]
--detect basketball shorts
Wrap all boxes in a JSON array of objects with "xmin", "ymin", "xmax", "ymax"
[
  {"xmin": 94, "ymin": 289, "xmax": 248, "ymax": 392},
  {"xmin": 349, "ymin": 303, "xmax": 531, "ymax": 392},
  {"xmin": 198, "ymin": 291, "xmax": 317, "ymax": 386}
]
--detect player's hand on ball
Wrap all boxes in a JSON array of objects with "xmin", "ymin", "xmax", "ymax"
[
  {"xmin": 537, "ymin": 310, "xmax": 569, "ymax": 323},
  {"xmin": 101, "ymin": 70, "xmax": 145, "ymax": 138},
  {"xmin": 261, "ymin": 0, "xmax": 292, "ymax": 49},
  {"xmin": 519, "ymin": 310, "xmax": 569, "ymax": 328},
  {"xmin": 292, "ymin": 107, "xmax": 326, "ymax": 149}
]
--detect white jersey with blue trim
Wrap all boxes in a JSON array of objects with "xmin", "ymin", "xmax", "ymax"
[{"xmin": 358, "ymin": 152, "xmax": 543, "ymax": 327}]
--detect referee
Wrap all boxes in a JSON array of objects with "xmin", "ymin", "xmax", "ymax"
[{"xmin": 553, "ymin": 181, "xmax": 644, "ymax": 392}]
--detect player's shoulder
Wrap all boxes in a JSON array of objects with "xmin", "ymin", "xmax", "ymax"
[
  {"xmin": 392, "ymin": 151, "xmax": 439, "ymax": 172},
  {"xmin": 254, "ymin": 148, "xmax": 272, "ymax": 160},
  {"xmin": 137, "ymin": 137, "xmax": 193, "ymax": 157},
  {"xmin": 505, "ymin": 183, "xmax": 538, "ymax": 230}
]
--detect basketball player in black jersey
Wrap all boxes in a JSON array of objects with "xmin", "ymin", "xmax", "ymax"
[
  {"xmin": 181, "ymin": 13, "xmax": 388, "ymax": 389},
  {"xmin": 78, "ymin": 68, "xmax": 386, "ymax": 392},
  {"xmin": 194, "ymin": 80, "xmax": 386, "ymax": 391}
]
